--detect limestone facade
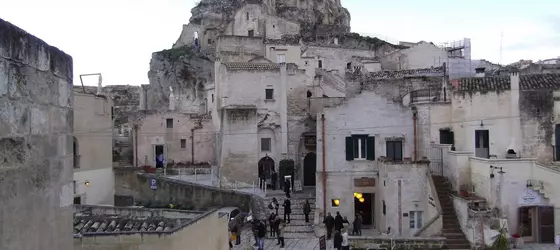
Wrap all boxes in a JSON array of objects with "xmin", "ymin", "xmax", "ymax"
[
  {"xmin": 73, "ymin": 91, "xmax": 115, "ymax": 205},
  {"xmin": 0, "ymin": 18, "xmax": 74, "ymax": 249}
]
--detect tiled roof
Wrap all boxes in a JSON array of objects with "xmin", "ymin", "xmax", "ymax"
[
  {"xmin": 368, "ymin": 66, "xmax": 444, "ymax": 79},
  {"xmin": 454, "ymin": 73, "xmax": 560, "ymax": 91},
  {"xmin": 223, "ymin": 62, "xmax": 280, "ymax": 71},
  {"xmin": 73, "ymin": 213, "xmax": 183, "ymax": 234}
]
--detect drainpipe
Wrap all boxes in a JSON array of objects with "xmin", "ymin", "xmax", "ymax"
[
  {"xmin": 412, "ymin": 107, "xmax": 418, "ymax": 161},
  {"xmin": 321, "ymin": 114, "xmax": 327, "ymax": 215},
  {"xmin": 133, "ymin": 124, "xmax": 138, "ymax": 167},
  {"xmin": 191, "ymin": 120, "xmax": 204, "ymax": 165}
]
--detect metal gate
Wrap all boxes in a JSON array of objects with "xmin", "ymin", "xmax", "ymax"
[{"xmin": 428, "ymin": 145, "xmax": 444, "ymax": 176}]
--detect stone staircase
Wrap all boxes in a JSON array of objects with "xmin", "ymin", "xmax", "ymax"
[
  {"xmin": 432, "ymin": 175, "xmax": 471, "ymax": 249},
  {"xmin": 263, "ymin": 193, "xmax": 316, "ymax": 239}
]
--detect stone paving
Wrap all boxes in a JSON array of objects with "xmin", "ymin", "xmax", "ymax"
[
  {"xmin": 231, "ymin": 226, "xmax": 338, "ymax": 250},
  {"xmin": 520, "ymin": 244, "xmax": 558, "ymax": 250}
]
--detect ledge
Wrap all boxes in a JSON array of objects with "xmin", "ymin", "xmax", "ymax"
[
  {"xmin": 469, "ymin": 156, "xmax": 537, "ymax": 163},
  {"xmin": 448, "ymin": 151, "xmax": 473, "ymax": 156}
]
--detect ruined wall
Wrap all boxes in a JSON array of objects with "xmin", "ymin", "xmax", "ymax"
[
  {"xmin": 519, "ymin": 90, "xmax": 554, "ymax": 163},
  {"xmin": 135, "ymin": 112, "xmax": 214, "ymax": 166},
  {"xmin": 303, "ymin": 46, "xmax": 376, "ymax": 76},
  {"xmin": 0, "ymin": 18, "xmax": 74, "ymax": 249}
]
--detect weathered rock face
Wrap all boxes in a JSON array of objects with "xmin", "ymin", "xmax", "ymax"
[{"xmin": 146, "ymin": 46, "xmax": 214, "ymax": 113}]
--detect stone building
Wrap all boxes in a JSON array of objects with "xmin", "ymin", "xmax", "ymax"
[
  {"xmin": 72, "ymin": 89, "xmax": 115, "ymax": 205},
  {"xmin": 0, "ymin": 18, "xmax": 74, "ymax": 249},
  {"xmin": 314, "ymin": 66, "xmax": 448, "ymax": 236},
  {"xmin": 73, "ymin": 205, "xmax": 229, "ymax": 250},
  {"xmin": 132, "ymin": 111, "xmax": 214, "ymax": 167}
]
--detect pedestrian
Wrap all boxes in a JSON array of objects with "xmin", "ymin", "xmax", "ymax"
[
  {"xmin": 155, "ymin": 153, "xmax": 164, "ymax": 169},
  {"xmin": 353, "ymin": 212, "xmax": 363, "ymax": 236},
  {"xmin": 333, "ymin": 229, "xmax": 342, "ymax": 250},
  {"xmin": 252, "ymin": 219, "xmax": 259, "ymax": 247},
  {"xmin": 334, "ymin": 211, "xmax": 343, "ymax": 232},
  {"xmin": 277, "ymin": 220, "xmax": 286, "ymax": 248},
  {"xmin": 342, "ymin": 216, "xmax": 350, "ymax": 231},
  {"xmin": 268, "ymin": 213, "xmax": 277, "ymax": 237},
  {"xmin": 259, "ymin": 172, "xmax": 266, "ymax": 190},
  {"xmin": 257, "ymin": 220, "xmax": 267, "ymax": 250},
  {"xmin": 323, "ymin": 212, "xmax": 335, "ymax": 239},
  {"xmin": 283, "ymin": 199, "xmax": 291, "ymax": 223},
  {"xmin": 555, "ymin": 231, "xmax": 560, "ymax": 250},
  {"xmin": 271, "ymin": 170, "xmax": 278, "ymax": 190},
  {"xmin": 303, "ymin": 199, "xmax": 311, "ymax": 223},
  {"xmin": 272, "ymin": 197, "xmax": 279, "ymax": 215},
  {"xmin": 229, "ymin": 216, "xmax": 241, "ymax": 245},
  {"xmin": 341, "ymin": 228, "xmax": 350, "ymax": 250},
  {"xmin": 284, "ymin": 179, "xmax": 291, "ymax": 198}
]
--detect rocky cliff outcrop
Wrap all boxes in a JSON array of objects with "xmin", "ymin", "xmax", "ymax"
[{"xmin": 146, "ymin": 46, "xmax": 214, "ymax": 113}]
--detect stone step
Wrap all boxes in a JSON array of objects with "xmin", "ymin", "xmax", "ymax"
[
  {"xmin": 443, "ymin": 233, "xmax": 467, "ymax": 239},
  {"xmin": 446, "ymin": 243, "xmax": 471, "ymax": 249},
  {"xmin": 442, "ymin": 228, "xmax": 463, "ymax": 234}
]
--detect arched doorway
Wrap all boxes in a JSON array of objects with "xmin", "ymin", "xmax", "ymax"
[
  {"xmin": 258, "ymin": 156, "xmax": 275, "ymax": 180},
  {"xmin": 303, "ymin": 152, "xmax": 316, "ymax": 186}
]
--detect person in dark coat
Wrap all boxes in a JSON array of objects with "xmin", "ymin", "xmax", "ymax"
[
  {"xmin": 256, "ymin": 220, "xmax": 266, "ymax": 250},
  {"xmin": 271, "ymin": 170, "xmax": 278, "ymax": 190},
  {"xmin": 303, "ymin": 199, "xmax": 312, "ymax": 223},
  {"xmin": 323, "ymin": 212, "xmax": 335, "ymax": 239},
  {"xmin": 251, "ymin": 219, "xmax": 259, "ymax": 246},
  {"xmin": 283, "ymin": 199, "xmax": 291, "ymax": 223},
  {"xmin": 268, "ymin": 213, "xmax": 277, "ymax": 237},
  {"xmin": 353, "ymin": 212, "xmax": 363, "ymax": 236},
  {"xmin": 333, "ymin": 230, "xmax": 343, "ymax": 250},
  {"xmin": 272, "ymin": 197, "xmax": 279, "ymax": 215},
  {"xmin": 334, "ymin": 211, "xmax": 343, "ymax": 232},
  {"xmin": 284, "ymin": 179, "xmax": 291, "ymax": 198}
]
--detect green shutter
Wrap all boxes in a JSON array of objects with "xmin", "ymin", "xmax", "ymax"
[
  {"xmin": 366, "ymin": 136, "xmax": 375, "ymax": 161},
  {"xmin": 345, "ymin": 136, "xmax": 354, "ymax": 161}
]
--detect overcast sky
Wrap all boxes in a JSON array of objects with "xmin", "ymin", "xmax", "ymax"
[{"xmin": 1, "ymin": 0, "xmax": 559, "ymax": 86}]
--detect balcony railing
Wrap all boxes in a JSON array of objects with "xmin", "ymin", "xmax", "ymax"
[{"xmin": 410, "ymin": 88, "xmax": 448, "ymax": 104}]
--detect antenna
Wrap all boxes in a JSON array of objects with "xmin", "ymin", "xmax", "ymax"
[{"xmin": 499, "ymin": 31, "xmax": 503, "ymax": 65}]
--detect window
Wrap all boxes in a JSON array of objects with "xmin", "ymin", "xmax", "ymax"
[
  {"xmin": 230, "ymin": 209, "xmax": 240, "ymax": 221},
  {"xmin": 261, "ymin": 138, "xmax": 271, "ymax": 152},
  {"xmin": 248, "ymin": 29, "xmax": 254, "ymax": 37},
  {"xmin": 409, "ymin": 211, "xmax": 423, "ymax": 229},
  {"xmin": 111, "ymin": 107, "xmax": 114, "ymax": 120},
  {"xmin": 211, "ymin": 94, "xmax": 214, "ymax": 103},
  {"xmin": 318, "ymin": 60, "xmax": 323, "ymax": 68},
  {"xmin": 386, "ymin": 140, "xmax": 403, "ymax": 161},
  {"xmin": 166, "ymin": 118, "xmax": 173, "ymax": 128},
  {"xmin": 277, "ymin": 54, "xmax": 286, "ymax": 63},
  {"xmin": 439, "ymin": 129, "xmax": 454, "ymax": 145},
  {"xmin": 180, "ymin": 139, "xmax": 187, "ymax": 149},
  {"xmin": 345, "ymin": 135, "xmax": 375, "ymax": 161},
  {"xmin": 346, "ymin": 62, "xmax": 352, "ymax": 70},
  {"xmin": 331, "ymin": 199, "xmax": 340, "ymax": 207},
  {"xmin": 265, "ymin": 88, "xmax": 274, "ymax": 100},
  {"xmin": 246, "ymin": 12, "xmax": 249, "ymax": 20}
]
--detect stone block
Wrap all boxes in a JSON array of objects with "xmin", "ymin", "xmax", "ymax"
[
  {"xmin": 0, "ymin": 60, "xmax": 8, "ymax": 97},
  {"xmin": 30, "ymin": 106, "xmax": 50, "ymax": 134},
  {"xmin": 8, "ymin": 63, "xmax": 29, "ymax": 100},
  {"xmin": 58, "ymin": 78, "xmax": 71, "ymax": 108},
  {"xmin": 26, "ymin": 37, "xmax": 50, "ymax": 71}
]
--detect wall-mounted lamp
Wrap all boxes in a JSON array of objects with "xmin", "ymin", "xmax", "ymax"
[
  {"xmin": 489, "ymin": 165, "xmax": 505, "ymax": 178},
  {"xmin": 84, "ymin": 181, "xmax": 90, "ymax": 186},
  {"xmin": 526, "ymin": 180, "xmax": 533, "ymax": 188},
  {"xmin": 376, "ymin": 172, "xmax": 379, "ymax": 177},
  {"xmin": 480, "ymin": 120, "xmax": 484, "ymax": 127}
]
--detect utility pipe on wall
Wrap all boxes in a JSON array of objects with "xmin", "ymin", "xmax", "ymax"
[
  {"xmin": 412, "ymin": 108, "xmax": 418, "ymax": 162},
  {"xmin": 321, "ymin": 114, "xmax": 327, "ymax": 216}
]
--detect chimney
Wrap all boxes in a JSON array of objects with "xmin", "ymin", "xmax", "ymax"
[
  {"xmin": 96, "ymin": 74, "xmax": 103, "ymax": 95},
  {"xmin": 475, "ymin": 67, "xmax": 486, "ymax": 77},
  {"xmin": 509, "ymin": 70, "xmax": 521, "ymax": 157}
]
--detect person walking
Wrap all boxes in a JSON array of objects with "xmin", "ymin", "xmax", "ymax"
[
  {"xmin": 323, "ymin": 212, "xmax": 335, "ymax": 239},
  {"xmin": 252, "ymin": 219, "xmax": 259, "ymax": 247},
  {"xmin": 257, "ymin": 220, "xmax": 267, "ymax": 250},
  {"xmin": 333, "ymin": 230, "xmax": 342, "ymax": 250},
  {"xmin": 271, "ymin": 170, "xmax": 278, "ymax": 190},
  {"xmin": 341, "ymin": 228, "xmax": 350, "ymax": 250},
  {"xmin": 334, "ymin": 211, "xmax": 343, "ymax": 232},
  {"xmin": 353, "ymin": 212, "xmax": 363, "ymax": 236},
  {"xmin": 342, "ymin": 216, "xmax": 350, "ymax": 231},
  {"xmin": 272, "ymin": 198, "xmax": 279, "ymax": 215},
  {"xmin": 277, "ymin": 220, "xmax": 286, "ymax": 248},
  {"xmin": 303, "ymin": 199, "xmax": 312, "ymax": 223},
  {"xmin": 284, "ymin": 179, "xmax": 291, "ymax": 198},
  {"xmin": 268, "ymin": 213, "xmax": 277, "ymax": 238},
  {"xmin": 283, "ymin": 199, "xmax": 291, "ymax": 224}
]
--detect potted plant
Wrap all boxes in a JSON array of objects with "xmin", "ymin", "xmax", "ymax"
[
  {"xmin": 142, "ymin": 165, "xmax": 156, "ymax": 173},
  {"xmin": 491, "ymin": 222, "xmax": 510, "ymax": 250},
  {"xmin": 511, "ymin": 224, "xmax": 524, "ymax": 248}
]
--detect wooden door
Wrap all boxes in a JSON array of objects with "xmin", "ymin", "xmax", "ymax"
[{"xmin": 538, "ymin": 206, "xmax": 555, "ymax": 243}]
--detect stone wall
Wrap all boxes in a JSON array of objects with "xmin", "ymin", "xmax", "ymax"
[
  {"xmin": 0, "ymin": 18, "xmax": 74, "ymax": 249},
  {"xmin": 113, "ymin": 168, "xmax": 266, "ymax": 218},
  {"xmin": 519, "ymin": 90, "xmax": 555, "ymax": 163},
  {"xmin": 349, "ymin": 236, "xmax": 445, "ymax": 250}
]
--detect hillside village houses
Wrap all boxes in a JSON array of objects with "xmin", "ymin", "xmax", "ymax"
[
  {"xmin": 110, "ymin": 0, "xmax": 560, "ymax": 248},
  {"xmin": 5, "ymin": 0, "xmax": 560, "ymax": 249}
]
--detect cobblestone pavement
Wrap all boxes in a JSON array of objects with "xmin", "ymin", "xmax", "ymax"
[
  {"xmin": 520, "ymin": 244, "xmax": 558, "ymax": 250},
  {"xmin": 231, "ymin": 226, "xmax": 337, "ymax": 250}
]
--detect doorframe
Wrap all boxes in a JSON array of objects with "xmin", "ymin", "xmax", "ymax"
[
  {"xmin": 353, "ymin": 192, "xmax": 375, "ymax": 229},
  {"xmin": 303, "ymin": 152, "xmax": 317, "ymax": 186},
  {"xmin": 152, "ymin": 144, "xmax": 167, "ymax": 168}
]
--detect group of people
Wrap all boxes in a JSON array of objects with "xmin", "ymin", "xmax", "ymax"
[{"xmin": 323, "ymin": 211, "xmax": 363, "ymax": 250}]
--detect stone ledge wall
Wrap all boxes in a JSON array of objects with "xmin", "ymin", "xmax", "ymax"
[
  {"xmin": 114, "ymin": 168, "xmax": 267, "ymax": 219},
  {"xmin": 0, "ymin": 17, "xmax": 74, "ymax": 250},
  {"xmin": 350, "ymin": 236, "xmax": 445, "ymax": 250}
]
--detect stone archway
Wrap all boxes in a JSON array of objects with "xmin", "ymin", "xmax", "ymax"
[
  {"xmin": 258, "ymin": 156, "xmax": 275, "ymax": 179},
  {"xmin": 303, "ymin": 152, "xmax": 316, "ymax": 186}
]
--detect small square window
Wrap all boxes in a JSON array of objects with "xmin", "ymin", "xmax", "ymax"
[
  {"xmin": 331, "ymin": 199, "xmax": 340, "ymax": 207},
  {"xmin": 386, "ymin": 140, "xmax": 403, "ymax": 161},
  {"xmin": 409, "ymin": 211, "xmax": 423, "ymax": 229},
  {"xmin": 265, "ymin": 89, "xmax": 274, "ymax": 100},
  {"xmin": 180, "ymin": 139, "xmax": 186, "ymax": 149},
  {"xmin": 277, "ymin": 54, "xmax": 286, "ymax": 63},
  {"xmin": 166, "ymin": 118, "xmax": 173, "ymax": 128},
  {"xmin": 261, "ymin": 138, "xmax": 271, "ymax": 152},
  {"xmin": 248, "ymin": 29, "xmax": 254, "ymax": 37}
]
